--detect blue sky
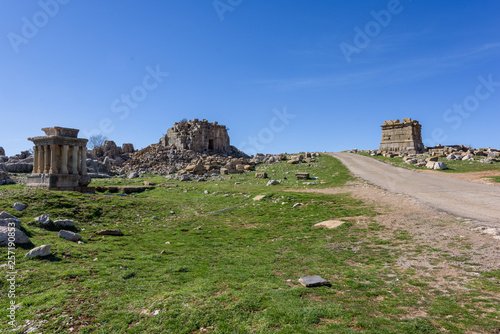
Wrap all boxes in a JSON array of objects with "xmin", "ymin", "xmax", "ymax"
[{"xmin": 1, "ymin": 0, "xmax": 499, "ymax": 156}]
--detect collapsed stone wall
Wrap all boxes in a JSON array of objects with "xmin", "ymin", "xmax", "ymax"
[
  {"xmin": 379, "ymin": 118, "xmax": 424, "ymax": 154},
  {"xmin": 159, "ymin": 119, "xmax": 230, "ymax": 153}
]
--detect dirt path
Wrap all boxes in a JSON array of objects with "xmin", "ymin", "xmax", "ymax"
[{"xmin": 329, "ymin": 152, "xmax": 500, "ymax": 225}]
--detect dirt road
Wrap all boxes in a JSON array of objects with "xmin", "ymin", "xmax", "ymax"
[{"xmin": 329, "ymin": 152, "xmax": 500, "ymax": 225}]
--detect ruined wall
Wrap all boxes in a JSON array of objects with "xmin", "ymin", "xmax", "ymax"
[
  {"xmin": 160, "ymin": 119, "xmax": 230, "ymax": 153},
  {"xmin": 379, "ymin": 118, "xmax": 424, "ymax": 153}
]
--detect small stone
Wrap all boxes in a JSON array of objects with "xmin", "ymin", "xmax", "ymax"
[
  {"xmin": 292, "ymin": 203, "xmax": 301, "ymax": 208},
  {"xmin": 266, "ymin": 179, "xmax": 277, "ymax": 186},
  {"xmin": 25, "ymin": 244, "xmax": 51, "ymax": 258},
  {"xmin": 253, "ymin": 195, "xmax": 266, "ymax": 201},
  {"xmin": 165, "ymin": 241, "xmax": 171, "ymax": 244},
  {"xmin": 194, "ymin": 226, "xmax": 202, "ymax": 230},
  {"xmin": 170, "ymin": 211, "xmax": 175, "ymax": 215},
  {"xmin": 12, "ymin": 203, "xmax": 28, "ymax": 211},
  {"xmin": 255, "ymin": 172, "xmax": 267, "ymax": 179},
  {"xmin": 314, "ymin": 220, "xmax": 345, "ymax": 229},
  {"xmin": 204, "ymin": 190, "xmax": 210, "ymax": 194},
  {"xmin": 298, "ymin": 275, "xmax": 331, "ymax": 287},
  {"xmin": 295, "ymin": 172, "xmax": 310, "ymax": 180},
  {"xmin": 160, "ymin": 250, "xmax": 166, "ymax": 254}
]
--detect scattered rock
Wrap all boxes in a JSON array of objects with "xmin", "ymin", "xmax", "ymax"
[
  {"xmin": 94, "ymin": 229, "xmax": 124, "ymax": 236},
  {"xmin": 295, "ymin": 172, "xmax": 310, "ymax": 180},
  {"xmin": 298, "ymin": 275, "xmax": 331, "ymax": 287},
  {"xmin": 433, "ymin": 162, "xmax": 448, "ymax": 170},
  {"xmin": 255, "ymin": 172, "xmax": 267, "ymax": 179},
  {"xmin": 127, "ymin": 171, "xmax": 139, "ymax": 179},
  {"xmin": 0, "ymin": 226, "xmax": 32, "ymax": 246},
  {"xmin": 25, "ymin": 244, "xmax": 51, "ymax": 258},
  {"xmin": 292, "ymin": 203, "xmax": 301, "ymax": 208},
  {"xmin": 266, "ymin": 179, "xmax": 277, "ymax": 186},
  {"xmin": 58, "ymin": 230, "xmax": 82, "ymax": 242},
  {"xmin": 314, "ymin": 220, "xmax": 345, "ymax": 229},
  {"xmin": 253, "ymin": 195, "xmax": 266, "ymax": 201},
  {"xmin": 12, "ymin": 203, "xmax": 28, "ymax": 211}
]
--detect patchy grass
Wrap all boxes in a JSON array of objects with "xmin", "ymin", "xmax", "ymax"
[
  {"xmin": 1, "ymin": 155, "xmax": 499, "ymax": 333},
  {"xmin": 358, "ymin": 152, "xmax": 500, "ymax": 173}
]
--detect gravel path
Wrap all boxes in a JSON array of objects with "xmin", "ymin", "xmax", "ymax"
[{"xmin": 329, "ymin": 152, "xmax": 500, "ymax": 225}]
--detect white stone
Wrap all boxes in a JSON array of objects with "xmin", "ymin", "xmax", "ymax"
[
  {"xmin": 0, "ymin": 226, "xmax": 31, "ymax": 246},
  {"xmin": 25, "ymin": 244, "xmax": 51, "ymax": 258},
  {"xmin": 58, "ymin": 230, "xmax": 82, "ymax": 242}
]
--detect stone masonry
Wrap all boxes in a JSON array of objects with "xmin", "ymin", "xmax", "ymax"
[
  {"xmin": 26, "ymin": 127, "xmax": 92, "ymax": 191},
  {"xmin": 379, "ymin": 118, "xmax": 424, "ymax": 154},
  {"xmin": 160, "ymin": 119, "xmax": 230, "ymax": 153}
]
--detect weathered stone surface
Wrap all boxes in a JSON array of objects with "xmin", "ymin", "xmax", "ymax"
[
  {"xmin": 0, "ymin": 217, "xmax": 21, "ymax": 229},
  {"xmin": 122, "ymin": 143, "xmax": 135, "ymax": 154},
  {"xmin": 0, "ymin": 147, "xmax": 4, "ymax": 156},
  {"xmin": 255, "ymin": 172, "xmax": 267, "ymax": 179},
  {"xmin": 426, "ymin": 157, "xmax": 438, "ymax": 162},
  {"xmin": 53, "ymin": 219, "xmax": 75, "ymax": 230},
  {"xmin": 34, "ymin": 214, "xmax": 52, "ymax": 226},
  {"xmin": 314, "ymin": 220, "xmax": 345, "ymax": 229},
  {"xmin": 12, "ymin": 203, "xmax": 28, "ymax": 211},
  {"xmin": 25, "ymin": 244, "xmax": 51, "ymax": 258},
  {"xmin": 266, "ymin": 179, "xmax": 277, "ymax": 186},
  {"xmin": 0, "ymin": 226, "xmax": 31, "ymax": 246},
  {"xmin": 295, "ymin": 172, "xmax": 310, "ymax": 180},
  {"xmin": 127, "ymin": 171, "xmax": 139, "ymax": 179},
  {"xmin": 160, "ymin": 119, "xmax": 230, "ymax": 153},
  {"xmin": 298, "ymin": 275, "xmax": 331, "ymax": 287},
  {"xmin": 425, "ymin": 161, "xmax": 436, "ymax": 169},
  {"xmin": 94, "ymin": 229, "xmax": 124, "ymax": 236},
  {"xmin": 58, "ymin": 230, "xmax": 82, "ymax": 242},
  {"xmin": 0, "ymin": 170, "xmax": 16, "ymax": 185},
  {"xmin": 253, "ymin": 195, "xmax": 266, "ymax": 201},
  {"xmin": 379, "ymin": 118, "xmax": 424, "ymax": 153},
  {"xmin": 433, "ymin": 162, "xmax": 448, "ymax": 170},
  {"xmin": 27, "ymin": 127, "xmax": 91, "ymax": 191},
  {"xmin": 6, "ymin": 162, "xmax": 33, "ymax": 173}
]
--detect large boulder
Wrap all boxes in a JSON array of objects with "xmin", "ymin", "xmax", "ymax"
[
  {"xmin": 0, "ymin": 226, "xmax": 32, "ymax": 247},
  {"xmin": 0, "ymin": 171, "xmax": 15, "ymax": 185},
  {"xmin": 5, "ymin": 162, "xmax": 33, "ymax": 173},
  {"xmin": 0, "ymin": 212, "xmax": 21, "ymax": 229},
  {"xmin": 433, "ymin": 162, "xmax": 448, "ymax": 170}
]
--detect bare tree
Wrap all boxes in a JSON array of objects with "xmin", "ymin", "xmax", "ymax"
[{"xmin": 88, "ymin": 134, "xmax": 108, "ymax": 149}]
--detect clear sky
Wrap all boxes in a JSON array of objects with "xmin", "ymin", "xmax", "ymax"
[{"xmin": 1, "ymin": 0, "xmax": 499, "ymax": 156}]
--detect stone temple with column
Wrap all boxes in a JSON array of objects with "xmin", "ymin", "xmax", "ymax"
[{"xmin": 27, "ymin": 127, "xmax": 93, "ymax": 192}]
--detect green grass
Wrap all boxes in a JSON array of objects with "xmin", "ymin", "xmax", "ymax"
[
  {"xmin": 1, "ymin": 155, "xmax": 499, "ymax": 333},
  {"xmin": 358, "ymin": 152, "xmax": 500, "ymax": 173}
]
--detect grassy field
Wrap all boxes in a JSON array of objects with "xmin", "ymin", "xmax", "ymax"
[
  {"xmin": 1, "ymin": 155, "xmax": 499, "ymax": 333},
  {"xmin": 358, "ymin": 152, "xmax": 500, "ymax": 174}
]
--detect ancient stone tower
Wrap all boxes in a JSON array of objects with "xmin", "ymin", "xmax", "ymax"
[
  {"xmin": 160, "ymin": 119, "xmax": 230, "ymax": 153},
  {"xmin": 379, "ymin": 118, "xmax": 424, "ymax": 154},
  {"xmin": 27, "ymin": 127, "xmax": 92, "ymax": 191}
]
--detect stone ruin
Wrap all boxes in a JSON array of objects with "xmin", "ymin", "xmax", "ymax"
[
  {"xmin": 160, "ymin": 119, "xmax": 230, "ymax": 153},
  {"xmin": 379, "ymin": 118, "xmax": 424, "ymax": 154},
  {"xmin": 26, "ymin": 127, "xmax": 92, "ymax": 192}
]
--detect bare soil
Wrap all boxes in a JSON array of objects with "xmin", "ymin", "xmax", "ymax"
[
  {"xmin": 290, "ymin": 180, "xmax": 500, "ymax": 292},
  {"xmin": 421, "ymin": 169, "xmax": 500, "ymax": 187}
]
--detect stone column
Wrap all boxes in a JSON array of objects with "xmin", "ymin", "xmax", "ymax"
[
  {"xmin": 80, "ymin": 146, "xmax": 87, "ymax": 175},
  {"xmin": 61, "ymin": 145, "xmax": 69, "ymax": 174},
  {"xmin": 49, "ymin": 144, "xmax": 58, "ymax": 174},
  {"xmin": 33, "ymin": 146, "xmax": 39, "ymax": 174},
  {"xmin": 43, "ymin": 145, "xmax": 50, "ymax": 173},
  {"xmin": 72, "ymin": 146, "xmax": 79, "ymax": 175},
  {"xmin": 36, "ymin": 146, "xmax": 42, "ymax": 173}
]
